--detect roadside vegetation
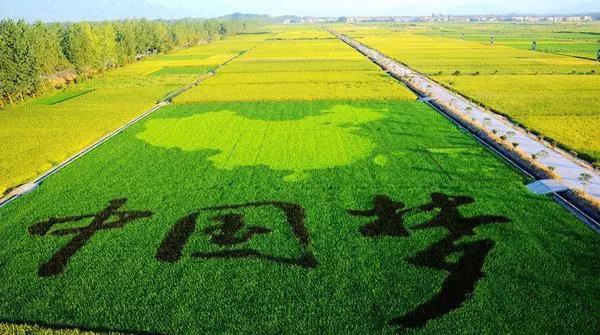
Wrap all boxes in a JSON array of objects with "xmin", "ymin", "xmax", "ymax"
[{"xmin": 336, "ymin": 23, "xmax": 600, "ymax": 163}]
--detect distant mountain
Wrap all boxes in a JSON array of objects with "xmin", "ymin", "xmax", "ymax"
[
  {"xmin": 0, "ymin": 0, "xmax": 182, "ymax": 22},
  {"xmin": 3, "ymin": 0, "xmax": 599, "ymax": 22}
]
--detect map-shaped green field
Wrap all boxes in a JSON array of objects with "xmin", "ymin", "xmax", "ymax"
[{"xmin": 137, "ymin": 105, "xmax": 385, "ymax": 174}]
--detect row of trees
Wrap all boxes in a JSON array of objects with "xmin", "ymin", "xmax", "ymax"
[{"xmin": 0, "ymin": 18, "xmax": 257, "ymax": 106}]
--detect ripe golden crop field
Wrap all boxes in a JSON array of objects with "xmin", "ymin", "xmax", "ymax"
[
  {"xmin": 269, "ymin": 25, "xmax": 336, "ymax": 39},
  {"xmin": 335, "ymin": 24, "xmax": 600, "ymax": 162},
  {"xmin": 205, "ymin": 71, "xmax": 394, "ymax": 85},
  {"xmin": 218, "ymin": 59, "xmax": 378, "ymax": 73},
  {"xmin": 402, "ymin": 21, "xmax": 600, "ymax": 60},
  {"xmin": 435, "ymin": 74, "xmax": 600, "ymax": 160},
  {"xmin": 354, "ymin": 34, "xmax": 600, "ymax": 75},
  {"xmin": 176, "ymin": 38, "xmax": 416, "ymax": 103},
  {"xmin": 0, "ymin": 35, "xmax": 272, "ymax": 195}
]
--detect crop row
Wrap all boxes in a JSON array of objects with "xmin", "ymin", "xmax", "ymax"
[
  {"xmin": 335, "ymin": 24, "xmax": 600, "ymax": 162},
  {"xmin": 409, "ymin": 21, "xmax": 600, "ymax": 60},
  {"xmin": 0, "ymin": 34, "xmax": 271, "ymax": 195},
  {"xmin": 176, "ymin": 37, "xmax": 416, "ymax": 102}
]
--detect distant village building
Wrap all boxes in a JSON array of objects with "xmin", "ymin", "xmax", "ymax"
[
  {"xmin": 565, "ymin": 16, "xmax": 583, "ymax": 21},
  {"xmin": 292, "ymin": 14, "xmax": 599, "ymax": 24}
]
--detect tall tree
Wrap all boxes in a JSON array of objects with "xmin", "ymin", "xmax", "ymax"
[
  {"xmin": 62, "ymin": 22, "xmax": 100, "ymax": 74},
  {"xmin": 0, "ymin": 20, "xmax": 40, "ymax": 103},
  {"xmin": 114, "ymin": 20, "xmax": 137, "ymax": 65},
  {"xmin": 219, "ymin": 22, "xmax": 228, "ymax": 38},
  {"xmin": 30, "ymin": 21, "xmax": 68, "ymax": 74},
  {"xmin": 95, "ymin": 23, "xmax": 118, "ymax": 69},
  {"xmin": 151, "ymin": 21, "xmax": 174, "ymax": 53}
]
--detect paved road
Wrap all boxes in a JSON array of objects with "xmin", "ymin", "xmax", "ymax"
[{"xmin": 334, "ymin": 31, "xmax": 600, "ymax": 200}]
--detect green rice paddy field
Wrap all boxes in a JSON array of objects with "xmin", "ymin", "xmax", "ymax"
[
  {"xmin": 336, "ymin": 23, "xmax": 600, "ymax": 163},
  {"xmin": 0, "ymin": 26, "xmax": 599, "ymax": 334},
  {"xmin": 413, "ymin": 21, "xmax": 600, "ymax": 60},
  {"xmin": 0, "ymin": 34, "xmax": 267, "ymax": 196}
]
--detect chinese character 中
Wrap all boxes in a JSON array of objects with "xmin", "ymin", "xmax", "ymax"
[{"xmin": 28, "ymin": 198, "xmax": 153, "ymax": 277}]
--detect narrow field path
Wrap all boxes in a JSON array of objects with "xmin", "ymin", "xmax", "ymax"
[
  {"xmin": 331, "ymin": 30, "xmax": 600, "ymax": 203},
  {"xmin": 0, "ymin": 40, "xmax": 266, "ymax": 209}
]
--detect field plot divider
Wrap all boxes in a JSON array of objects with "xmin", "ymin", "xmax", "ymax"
[
  {"xmin": 424, "ymin": 100, "xmax": 600, "ymax": 233},
  {"xmin": 0, "ymin": 40, "xmax": 267, "ymax": 209},
  {"xmin": 0, "ymin": 100, "xmax": 175, "ymax": 210},
  {"xmin": 328, "ymin": 28, "xmax": 600, "ymax": 231}
]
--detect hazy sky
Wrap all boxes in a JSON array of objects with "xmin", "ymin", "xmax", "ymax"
[
  {"xmin": 148, "ymin": 0, "xmax": 600, "ymax": 16},
  {"xmin": 2, "ymin": 0, "xmax": 598, "ymax": 22}
]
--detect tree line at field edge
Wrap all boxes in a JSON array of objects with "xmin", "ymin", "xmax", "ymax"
[{"xmin": 0, "ymin": 17, "xmax": 263, "ymax": 107}]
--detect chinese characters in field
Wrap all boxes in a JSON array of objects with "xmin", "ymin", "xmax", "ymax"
[
  {"xmin": 155, "ymin": 201, "xmax": 317, "ymax": 268},
  {"xmin": 28, "ymin": 198, "xmax": 153, "ymax": 277},
  {"xmin": 29, "ymin": 193, "xmax": 509, "ymax": 330}
]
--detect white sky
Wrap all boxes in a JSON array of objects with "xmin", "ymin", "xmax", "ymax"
[{"xmin": 149, "ymin": 0, "xmax": 600, "ymax": 16}]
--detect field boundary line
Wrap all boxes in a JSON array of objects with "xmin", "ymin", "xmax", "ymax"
[
  {"xmin": 422, "ymin": 97, "xmax": 600, "ymax": 233},
  {"xmin": 329, "ymin": 28, "xmax": 600, "ymax": 231},
  {"xmin": 0, "ymin": 39, "xmax": 267, "ymax": 209},
  {"xmin": 0, "ymin": 100, "xmax": 172, "ymax": 209},
  {"xmin": 419, "ymin": 32, "xmax": 600, "ymax": 63}
]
